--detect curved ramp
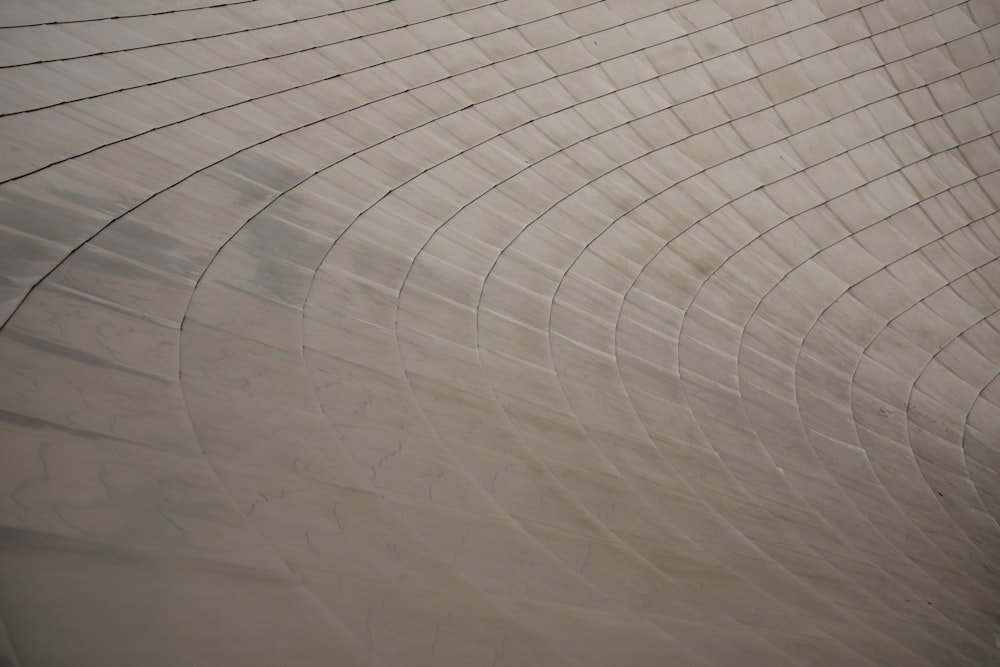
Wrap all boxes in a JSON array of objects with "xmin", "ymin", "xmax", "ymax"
[{"xmin": 1, "ymin": 1, "xmax": 1000, "ymax": 665}]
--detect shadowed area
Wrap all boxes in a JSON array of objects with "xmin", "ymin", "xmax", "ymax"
[{"xmin": 1, "ymin": 0, "xmax": 1000, "ymax": 665}]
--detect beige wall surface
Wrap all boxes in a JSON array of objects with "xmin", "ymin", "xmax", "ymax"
[{"xmin": 2, "ymin": 0, "xmax": 1000, "ymax": 665}]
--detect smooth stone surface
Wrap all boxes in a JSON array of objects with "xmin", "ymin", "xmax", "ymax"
[{"xmin": 1, "ymin": 0, "xmax": 1000, "ymax": 665}]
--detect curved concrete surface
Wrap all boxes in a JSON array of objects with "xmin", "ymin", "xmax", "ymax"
[{"xmin": 2, "ymin": 1, "xmax": 1000, "ymax": 665}]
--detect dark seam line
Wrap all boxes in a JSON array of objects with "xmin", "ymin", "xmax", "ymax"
[
  {"xmin": 0, "ymin": 0, "xmax": 648, "ymax": 117},
  {"xmin": 0, "ymin": 0, "xmax": 489, "ymax": 70},
  {"xmin": 4, "ymin": 0, "xmax": 866, "ymax": 337},
  {"xmin": 0, "ymin": 0, "xmax": 262, "ymax": 29}
]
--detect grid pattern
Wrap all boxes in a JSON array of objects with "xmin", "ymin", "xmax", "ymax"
[{"xmin": 1, "ymin": 1, "xmax": 999, "ymax": 665}]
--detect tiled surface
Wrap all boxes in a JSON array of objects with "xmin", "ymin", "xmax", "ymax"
[{"xmin": 2, "ymin": 0, "xmax": 1000, "ymax": 664}]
